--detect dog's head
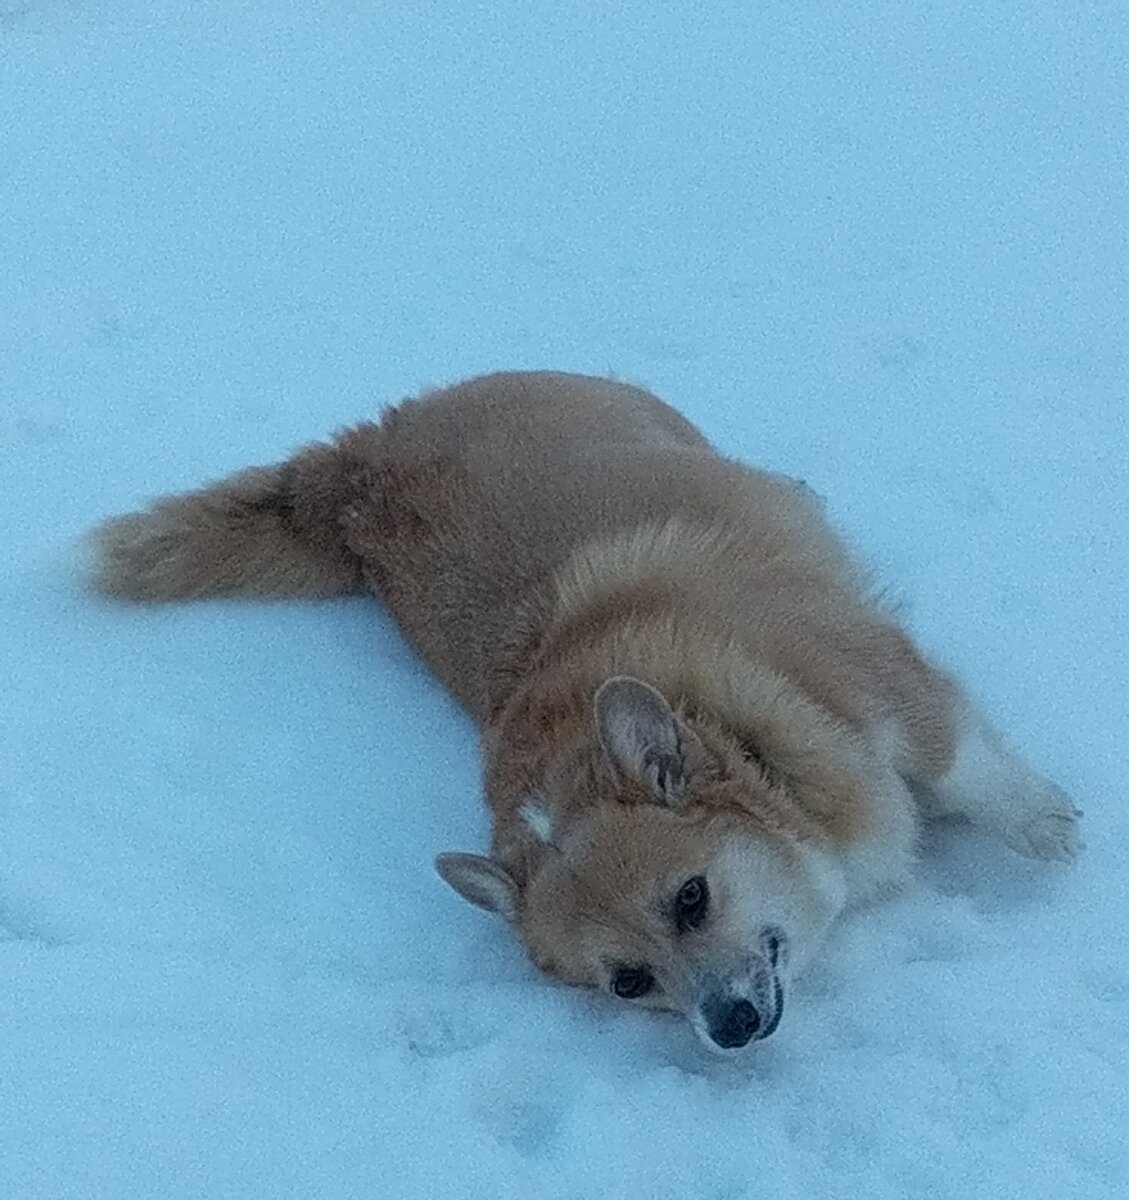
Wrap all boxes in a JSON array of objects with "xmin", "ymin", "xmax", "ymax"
[{"xmin": 437, "ymin": 676, "xmax": 845, "ymax": 1052}]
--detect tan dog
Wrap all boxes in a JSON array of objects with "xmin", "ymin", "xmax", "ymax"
[{"xmin": 89, "ymin": 371, "xmax": 1080, "ymax": 1051}]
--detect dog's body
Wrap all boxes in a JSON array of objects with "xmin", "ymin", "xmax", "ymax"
[{"xmin": 90, "ymin": 371, "xmax": 1080, "ymax": 1051}]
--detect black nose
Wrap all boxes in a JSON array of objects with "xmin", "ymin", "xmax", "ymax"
[{"xmin": 708, "ymin": 999, "xmax": 761, "ymax": 1049}]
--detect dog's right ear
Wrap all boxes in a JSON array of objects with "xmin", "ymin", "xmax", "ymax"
[
  {"xmin": 595, "ymin": 675, "xmax": 702, "ymax": 806},
  {"xmin": 435, "ymin": 852, "xmax": 519, "ymax": 922}
]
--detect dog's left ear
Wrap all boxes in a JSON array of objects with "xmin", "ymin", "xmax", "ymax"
[
  {"xmin": 594, "ymin": 676, "xmax": 703, "ymax": 806},
  {"xmin": 435, "ymin": 852, "xmax": 519, "ymax": 922}
]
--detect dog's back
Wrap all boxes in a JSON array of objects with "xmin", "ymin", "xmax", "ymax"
[{"xmin": 91, "ymin": 371, "xmax": 862, "ymax": 721}]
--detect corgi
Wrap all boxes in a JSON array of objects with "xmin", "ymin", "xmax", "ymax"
[{"xmin": 88, "ymin": 371, "xmax": 1081, "ymax": 1051}]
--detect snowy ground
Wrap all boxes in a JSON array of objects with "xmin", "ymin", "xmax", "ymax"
[{"xmin": 2, "ymin": 2, "xmax": 1127, "ymax": 1197}]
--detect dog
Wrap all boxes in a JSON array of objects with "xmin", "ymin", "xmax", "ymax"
[{"xmin": 88, "ymin": 370, "xmax": 1081, "ymax": 1052}]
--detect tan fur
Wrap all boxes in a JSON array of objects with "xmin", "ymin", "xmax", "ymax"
[
  {"xmin": 90, "ymin": 445, "xmax": 366, "ymax": 601},
  {"xmin": 89, "ymin": 370, "xmax": 1080, "ymax": 1050}
]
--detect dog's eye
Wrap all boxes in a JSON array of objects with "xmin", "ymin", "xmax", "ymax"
[
  {"xmin": 611, "ymin": 967, "xmax": 655, "ymax": 1000},
  {"xmin": 674, "ymin": 875, "xmax": 709, "ymax": 932}
]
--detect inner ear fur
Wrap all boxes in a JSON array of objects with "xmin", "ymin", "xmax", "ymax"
[
  {"xmin": 435, "ymin": 852, "xmax": 519, "ymax": 922},
  {"xmin": 594, "ymin": 675, "xmax": 705, "ymax": 806}
]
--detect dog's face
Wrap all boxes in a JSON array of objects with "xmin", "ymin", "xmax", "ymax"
[
  {"xmin": 516, "ymin": 802, "xmax": 804, "ymax": 1050},
  {"xmin": 438, "ymin": 677, "xmax": 844, "ymax": 1052}
]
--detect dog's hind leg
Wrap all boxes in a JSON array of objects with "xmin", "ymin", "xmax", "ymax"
[{"xmin": 923, "ymin": 701, "xmax": 1082, "ymax": 863}]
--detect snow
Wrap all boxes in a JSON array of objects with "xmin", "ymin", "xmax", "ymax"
[{"xmin": 2, "ymin": 1, "xmax": 1127, "ymax": 1196}]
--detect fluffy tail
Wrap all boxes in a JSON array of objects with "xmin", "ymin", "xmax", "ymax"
[{"xmin": 88, "ymin": 428, "xmax": 378, "ymax": 602}]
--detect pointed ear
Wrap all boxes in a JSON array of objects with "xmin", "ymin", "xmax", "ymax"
[
  {"xmin": 594, "ymin": 676, "xmax": 698, "ymax": 806},
  {"xmin": 435, "ymin": 852, "xmax": 519, "ymax": 922}
]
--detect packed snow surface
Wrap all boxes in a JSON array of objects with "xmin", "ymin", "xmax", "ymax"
[{"xmin": 2, "ymin": 3, "xmax": 1126, "ymax": 1197}]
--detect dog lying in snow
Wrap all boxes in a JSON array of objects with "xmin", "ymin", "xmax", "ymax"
[{"xmin": 89, "ymin": 371, "xmax": 1081, "ymax": 1052}]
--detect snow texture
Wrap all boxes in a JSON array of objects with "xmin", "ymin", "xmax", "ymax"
[{"xmin": 2, "ymin": 2, "xmax": 1127, "ymax": 1197}]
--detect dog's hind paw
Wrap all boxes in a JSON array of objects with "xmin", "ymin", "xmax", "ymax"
[{"xmin": 1005, "ymin": 794, "xmax": 1083, "ymax": 864}]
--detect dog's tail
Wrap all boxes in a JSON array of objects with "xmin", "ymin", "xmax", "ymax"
[{"xmin": 87, "ymin": 425, "xmax": 382, "ymax": 603}]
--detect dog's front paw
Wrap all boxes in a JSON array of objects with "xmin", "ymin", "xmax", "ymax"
[{"xmin": 1005, "ymin": 790, "xmax": 1083, "ymax": 864}]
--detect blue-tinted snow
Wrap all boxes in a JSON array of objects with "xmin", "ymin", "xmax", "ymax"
[{"xmin": 2, "ymin": 2, "xmax": 1126, "ymax": 1197}]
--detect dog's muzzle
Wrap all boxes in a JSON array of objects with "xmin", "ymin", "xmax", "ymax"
[
  {"xmin": 700, "ymin": 977, "xmax": 784, "ymax": 1050},
  {"xmin": 695, "ymin": 929, "xmax": 787, "ymax": 1051},
  {"xmin": 702, "ymin": 997, "xmax": 761, "ymax": 1049}
]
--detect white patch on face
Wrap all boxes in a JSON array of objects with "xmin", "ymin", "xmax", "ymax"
[
  {"xmin": 519, "ymin": 800, "xmax": 555, "ymax": 845},
  {"xmin": 714, "ymin": 833, "xmax": 847, "ymax": 981}
]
